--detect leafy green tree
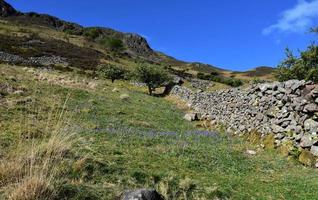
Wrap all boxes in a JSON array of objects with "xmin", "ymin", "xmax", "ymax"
[
  {"xmin": 275, "ymin": 28, "xmax": 318, "ymax": 83},
  {"xmin": 197, "ymin": 72, "xmax": 243, "ymax": 87},
  {"xmin": 98, "ymin": 64, "xmax": 126, "ymax": 83},
  {"xmin": 83, "ymin": 28, "xmax": 101, "ymax": 40},
  {"xmin": 134, "ymin": 65, "xmax": 171, "ymax": 95},
  {"xmin": 275, "ymin": 45, "xmax": 318, "ymax": 83},
  {"xmin": 100, "ymin": 37, "xmax": 124, "ymax": 52}
]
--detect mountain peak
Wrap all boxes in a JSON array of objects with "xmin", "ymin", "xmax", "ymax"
[{"xmin": 0, "ymin": 0, "xmax": 19, "ymax": 17}]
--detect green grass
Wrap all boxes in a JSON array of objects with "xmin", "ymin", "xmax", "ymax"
[{"xmin": 1, "ymin": 64, "xmax": 318, "ymax": 200}]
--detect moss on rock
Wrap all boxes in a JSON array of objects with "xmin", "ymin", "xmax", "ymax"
[
  {"xmin": 278, "ymin": 141, "xmax": 294, "ymax": 157},
  {"xmin": 262, "ymin": 134, "xmax": 275, "ymax": 149},
  {"xmin": 246, "ymin": 131, "xmax": 262, "ymax": 144},
  {"xmin": 299, "ymin": 149, "xmax": 316, "ymax": 166}
]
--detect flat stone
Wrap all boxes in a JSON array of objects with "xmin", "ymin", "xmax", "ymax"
[
  {"xmin": 310, "ymin": 146, "xmax": 318, "ymax": 156},
  {"xmin": 259, "ymin": 84, "xmax": 271, "ymax": 92},
  {"xmin": 272, "ymin": 124, "xmax": 285, "ymax": 133},
  {"xmin": 300, "ymin": 135, "xmax": 314, "ymax": 148},
  {"xmin": 184, "ymin": 113, "xmax": 197, "ymax": 122},
  {"xmin": 304, "ymin": 119, "xmax": 318, "ymax": 134},
  {"xmin": 278, "ymin": 87, "xmax": 286, "ymax": 93},
  {"xmin": 303, "ymin": 103, "xmax": 318, "ymax": 113},
  {"xmin": 246, "ymin": 150, "xmax": 257, "ymax": 155}
]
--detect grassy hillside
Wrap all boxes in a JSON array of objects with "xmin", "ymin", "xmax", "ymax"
[
  {"xmin": 229, "ymin": 66, "xmax": 275, "ymax": 81},
  {"xmin": 0, "ymin": 64, "xmax": 317, "ymax": 200}
]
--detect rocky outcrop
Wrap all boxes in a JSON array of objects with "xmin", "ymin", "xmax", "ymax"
[
  {"xmin": 123, "ymin": 33, "xmax": 156, "ymax": 59},
  {"xmin": 0, "ymin": 0, "xmax": 19, "ymax": 17},
  {"xmin": 171, "ymin": 80, "xmax": 318, "ymax": 156}
]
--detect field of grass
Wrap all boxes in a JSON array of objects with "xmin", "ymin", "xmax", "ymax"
[{"xmin": 1, "ymin": 64, "xmax": 318, "ymax": 200}]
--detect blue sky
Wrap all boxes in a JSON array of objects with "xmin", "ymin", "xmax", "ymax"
[{"xmin": 7, "ymin": 0, "xmax": 318, "ymax": 71}]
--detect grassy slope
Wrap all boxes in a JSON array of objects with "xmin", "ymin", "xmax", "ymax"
[{"xmin": 1, "ymin": 64, "xmax": 318, "ymax": 200}]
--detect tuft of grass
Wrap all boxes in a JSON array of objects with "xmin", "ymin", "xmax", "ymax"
[
  {"xmin": 1, "ymin": 127, "xmax": 74, "ymax": 200},
  {"xmin": 8, "ymin": 176, "xmax": 51, "ymax": 200},
  {"xmin": 0, "ymin": 69, "xmax": 76, "ymax": 199}
]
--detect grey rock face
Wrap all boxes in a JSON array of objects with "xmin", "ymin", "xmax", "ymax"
[
  {"xmin": 0, "ymin": 0, "xmax": 19, "ymax": 17},
  {"xmin": 123, "ymin": 34, "xmax": 158, "ymax": 61},
  {"xmin": 121, "ymin": 189, "xmax": 164, "ymax": 200}
]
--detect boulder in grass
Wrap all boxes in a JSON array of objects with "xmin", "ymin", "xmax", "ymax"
[
  {"xmin": 120, "ymin": 93, "xmax": 130, "ymax": 101},
  {"xmin": 184, "ymin": 113, "xmax": 197, "ymax": 122},
  {"xmin": 121, "ymin": 189, "xmax": 164, "ymax": 200}
]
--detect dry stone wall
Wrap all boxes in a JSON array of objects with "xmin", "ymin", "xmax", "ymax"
[
  {"xmin": 171, "ymin": 80, "xmax": 318, "ymax": 154},
  {"xmin": 0, "ymin": 51, "xmax": 68, "ymax": 67}
]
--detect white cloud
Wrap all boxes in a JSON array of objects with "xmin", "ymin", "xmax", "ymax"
[{"xmin": 263, "ymin": 0, "xmax": 318, "ymax": 35}]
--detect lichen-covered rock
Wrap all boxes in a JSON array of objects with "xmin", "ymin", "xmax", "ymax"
[
  {"xmin": 263, "ymin": 134, "xmax": 275, "ymax": 149},
  {"xmin": 278, "ymin": 141, "xmax": 294, "ymax": 157}
]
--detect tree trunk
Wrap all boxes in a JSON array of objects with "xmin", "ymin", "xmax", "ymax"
[
  {"xmin": 111, "ymin": 79, "xmax": 115, "ymax": 83},
  {"xmin": 148, "ymin": 85, "xmax": 152, "ymax": 95},
  {"xmin": 163, "ymin": 83, "xmax": 175, "ymax": 96}
]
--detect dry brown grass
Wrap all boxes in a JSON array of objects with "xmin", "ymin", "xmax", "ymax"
[
  {"xmin": 8, "ymin": 176, "xmax": 51, "ymax": 200},
  {"xmin": 0, "ymin": 97, "xmax": 74, "ymax": 200},
  {"xmin": 1, "ymin": 129, "xmax": 73, "ymax": 200},
  {"xmin": 164, "ymin": 95, "xmax": 190, "ymax": 112}
]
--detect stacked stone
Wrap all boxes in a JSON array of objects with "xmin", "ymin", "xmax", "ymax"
[
  {"xmin": 190, "ymin": 78, "xmax": 213, "ymax": 90},
  {"xmin": 0, "ymin": 51, "xmax": 68, "ymax": 66},
  {"xmin": 171, "ymin": 80, "xmax": 318, "ymax": 155}
]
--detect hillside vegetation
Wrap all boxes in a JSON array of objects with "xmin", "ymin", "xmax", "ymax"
[
  {"xmin": 1, "ymin": 64, "xmax": 318, "ymax": 200},
  {"xmin": 2, "ymin": 1, "xmax": 318, "ymax": 200}
]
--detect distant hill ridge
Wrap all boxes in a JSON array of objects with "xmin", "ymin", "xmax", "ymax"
[
  {"xmin": 0, "ymin": 0, "xmax": 274, "ymax": 78},
  {"xmin": 0, "ymin": 0, "xmax": 159, "ymax": 61}
]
